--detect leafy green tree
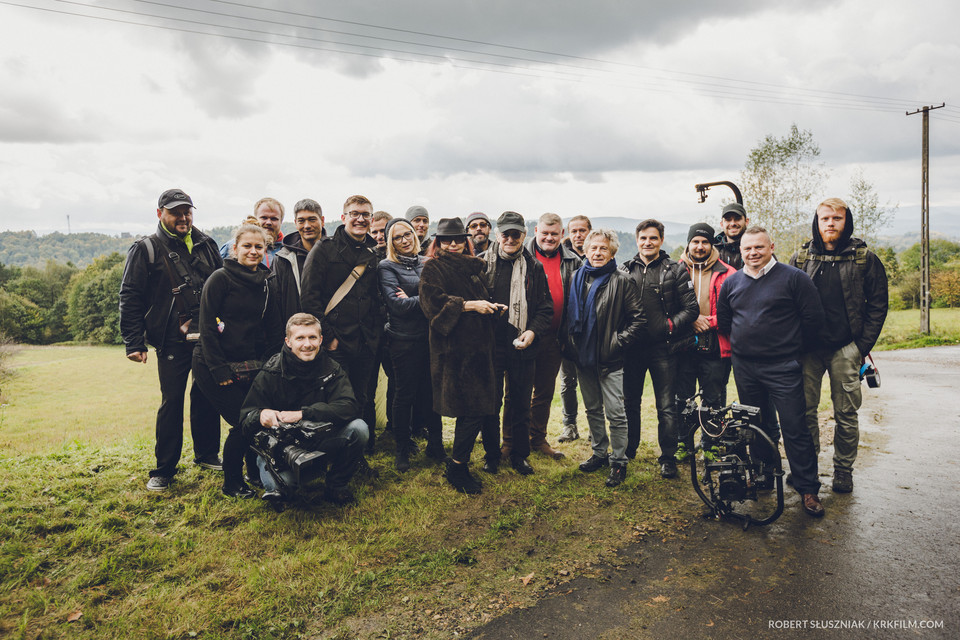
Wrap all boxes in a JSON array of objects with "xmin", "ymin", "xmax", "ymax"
[
  {"xmin": 739, "ymin": 124, "xmax": 829, "ymax": 255},
  {"xmin": 847, "ymin": 167, "xmax": 898, "ymax": 245},
  {"xmin": 0, "ymin": 261, "xmax": 20, "ymax": 287},
  {"xmin": 875, "ymin": 246, "xmax": 900, "ymax": 283},
  {"xmin": 0, "ymin": 289, "xmax": 45, "ymax": 343},
  {"xmin": 3, "ymin": 260, "xmax": 77, "ymax": 343},
  {"xmin": 900, "ymin": 238, "xmax": 960, "ymax": 272},
  {"xmin": 66, "ymin": 253, "xmax": 125, "ymax": 344}
]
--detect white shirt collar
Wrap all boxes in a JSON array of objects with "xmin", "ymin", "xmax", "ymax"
[{"xmin": 744, "ymin": 255, "xmax": 777, "ymax": 279}]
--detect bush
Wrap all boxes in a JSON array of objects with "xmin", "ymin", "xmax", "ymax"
[{"xmin": 66, "ymin": 253, "xmax": 125, "ymax": 344}]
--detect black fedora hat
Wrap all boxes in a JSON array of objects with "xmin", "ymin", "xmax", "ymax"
[{"xmin": 435, "ymin": 217, "xmax": 468, "ymax": 239}]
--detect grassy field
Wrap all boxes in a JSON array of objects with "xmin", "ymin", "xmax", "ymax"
[
  {"xmin": 874, "ymin": 308, "xmax": 960, "ymax": 350},
  {"xmin": 0, "ymin": 346, "xmax": 699, "ymax": 640}
]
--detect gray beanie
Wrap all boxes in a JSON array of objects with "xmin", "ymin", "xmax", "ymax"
[{"xmin": 405, "ymin": 205, "xmax": 429, "ymax": 222}]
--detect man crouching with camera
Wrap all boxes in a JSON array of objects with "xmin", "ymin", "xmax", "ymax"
[{"xmin": 240, "ymin": 313, "xmax": 369, "ymax": 509}]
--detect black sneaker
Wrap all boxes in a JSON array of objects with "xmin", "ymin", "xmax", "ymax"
[
  {"xmin": 660, "ymin": 460, "xmax": 678, "ymax": 479},
  {"xmin": 194, "ymin": 455, "xmax": 223, "ymax": 471},
  {"xmin": 579, "ymin": 454, "xmax": 609, "ymax": 473},
  {"xmin": 222, "ymin": 482, "xmax": 255, "ymax": 499},
  {"xmin": 605, "ymin": 463, "xmax": 627, "ymax": 487},
  {"xmin": 146, "ymin": 476, "xmax": 171, "ymax": 492}
]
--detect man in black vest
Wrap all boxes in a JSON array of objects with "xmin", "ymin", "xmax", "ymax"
[{"xmin": 119, "ymin": 189, "xmax": 224, "ymax": 492}]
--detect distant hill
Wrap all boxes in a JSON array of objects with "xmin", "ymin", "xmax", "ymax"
[{"xmin": 0, "ymin": 231, "xmax": 135, "ymax": 268}]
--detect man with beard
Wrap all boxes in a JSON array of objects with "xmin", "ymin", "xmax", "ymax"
[
  {"xmin": 790, "ymin": 198, "xmax": 888, "ymax": 494},
  {"xmin": 675, "ymin": 223, "xmax": 736, "ymax": 461},
  {"xmin": 370, "ymin": 211, "xmax": 391, "ymax": 259},
  {"xmin": 557, "ymin": 214, "xmax": 592, "ymax": 442},
  {"xmin": 714, "ymin": 203, "xmax": 749, "ymax": 270},
  {"xmin": 301, "ymin": 195, "xmax": 383, "ymax": 471},
  {"xmin": 406, "ymin": 205, "xmax": 433, "ymax": 256},
  {"xmin": 273, "ymin": 198, "xmax": 325, "ymax": 323},
  {"xmin": 466, "ymin": 211, "xmax": 492, "ymax": 254},
  {"xmin": 119, "ymin": 188, "xmax": 223, "ymax": 491}
]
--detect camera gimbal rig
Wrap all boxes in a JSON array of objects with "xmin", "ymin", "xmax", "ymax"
[{"xmin": 680, "ymin": 396, "xmax": 785, "ymax": 529}]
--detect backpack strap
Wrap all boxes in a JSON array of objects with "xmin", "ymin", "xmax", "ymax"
[{"xmin": 795, "ymin": 246, "xmax": 809, "ymax": 270}]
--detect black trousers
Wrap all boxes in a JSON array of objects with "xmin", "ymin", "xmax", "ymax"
[
  {"xmin": 192, "ymin": 354, "xmax": 256, "ymax": 486},
  {"xmin": 389, "ymin": 336, "xmax": 442, "ymax": 453},
  {"xmin": 623, "ymin": 345, "xmax": 679, "ymax": 463},
  {"xmin": 451, "ymin": 414, "xmax": 501, "ymax": 465},
  {"xmin": 328, "ymin": 344, "xmax": 377, "ymax": 410},
  {"xmin": 496, "ymin": 346, "xmax": 535, "ymax": 461},
  {"xmin": 675, "ymin": 351, "xmax": 727, "ymax": 443},
  {"xmin": 153, "ymin": 342, "xmax": 220, "ymax": 478}
]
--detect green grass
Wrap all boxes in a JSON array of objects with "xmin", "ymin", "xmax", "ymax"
[
  {"xmin": 0, "ymin": 346, "xmax": 696, "ymax": 640},
  {"xmin": 875, "ymin": 308, "xmax": 960, "ymax": 350}
]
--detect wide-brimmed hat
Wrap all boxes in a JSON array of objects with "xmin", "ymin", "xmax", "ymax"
[{"xmin": 435, "ymin": 217, "xmax": 468, "ymax": 238}]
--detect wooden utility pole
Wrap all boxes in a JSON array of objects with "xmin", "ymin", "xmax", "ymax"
[{"xmin": 906, "ymin": 103, "xmax": 945, "ymax": 334}]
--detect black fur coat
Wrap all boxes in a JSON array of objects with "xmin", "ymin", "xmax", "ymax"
[{"xmin": 418, "ymin": 251, "xmax": 498, "ymax": 417}]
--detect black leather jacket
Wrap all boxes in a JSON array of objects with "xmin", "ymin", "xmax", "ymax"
[
  {"xmin": 620, "ymin": 250, "xmax": 700, "ymax": 352},
  {"xmin": 566, "ymin": 268, "xmax": 644, "ymax": 374},
  {"xmin": 119, "ymin": 223, "xmax": 222, "ymax": 354}
]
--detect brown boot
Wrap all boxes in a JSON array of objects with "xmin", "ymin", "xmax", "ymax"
[{"xmin": 533, "ymin": 440, "xmax": 565, "ymax": 460}]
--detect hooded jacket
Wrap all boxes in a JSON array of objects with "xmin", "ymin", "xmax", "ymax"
[
  {"xmin": 679, "ymin": 247, "xmax": 736, "ymax": 358},
  {"xmin": 272, "ymin": 230, "xmax": 316, "ymax": 322},
  {"xmin": 789, "ymin": 209, "xmax": 888, "ymax": 355},
  {"xmin": 119, "ymin": 223, "xmax": 222, "ymax": 354},
  {"xmin": 714, "ymin": 231, "xmax": 744, "ymax": 270}
]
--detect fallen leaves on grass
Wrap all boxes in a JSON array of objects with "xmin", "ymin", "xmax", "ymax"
[
  {"xmin": 521, "ymin": 572, "xmax": 535, "ymax": 586},
  {"xmin": 67, "ymin": 610, "xmax": 82, "ymax": 623}
]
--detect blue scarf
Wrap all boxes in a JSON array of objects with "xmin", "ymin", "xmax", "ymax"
[{"xmin": 567, "ymin": 259, "xmax": 617, "ymax": 368}]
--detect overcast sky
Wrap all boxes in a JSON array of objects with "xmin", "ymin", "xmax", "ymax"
[{"xmin": 1, "ymin": 0, "xmax": 958, "ymax": 237}]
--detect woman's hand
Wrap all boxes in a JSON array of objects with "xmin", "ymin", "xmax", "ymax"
[
  {"xmin": 395, "ymin": 287, "xmax": 409, "ymax": 299},
  {"xmin": 465, "ymin": 300, "xmax": 506, "ymax": 315}
]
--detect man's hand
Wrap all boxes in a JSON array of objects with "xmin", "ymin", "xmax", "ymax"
[
  {"xmin": 260, "ymin": 409, "xmax": 282, "ymax": 428},
  {"xmin": 127, "ymin": 351, "xmax": 148, "ymax": 364},
  {"xmin": 514, "ymin": 330, "xmax": 535, "ymax": 350},
  {"xmin": 465, "ymin": 300, "xmax": 507, "ymax": 315},
  {"xmin": 278, "ymin": 410, "xmax": 303, "ymax": 423},
  {"xmin": 693, "ymin": 315, "xmax": 711, "ymax": 334},
  {"xmin": 326, "ymin": 337, "xmax": 339, "ymax": 351}
]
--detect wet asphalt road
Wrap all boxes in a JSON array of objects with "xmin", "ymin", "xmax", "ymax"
[{"xmin": 469, "ymin": 346, "xmax": 959, "ymax": 639}]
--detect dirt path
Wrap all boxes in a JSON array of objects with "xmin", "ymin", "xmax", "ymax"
[{"xmin": 469, "ymin": 347, "xmax": 959, "ymax": 639}]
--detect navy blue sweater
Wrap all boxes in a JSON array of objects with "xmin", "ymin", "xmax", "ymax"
[{"xmin": 716, "ymin": 262, "xmax": 824, "ymax": 362}]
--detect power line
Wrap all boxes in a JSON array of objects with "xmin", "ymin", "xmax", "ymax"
[{"xmin": 2, "ymin": 0, "xmax": 923, "ymax": 113}]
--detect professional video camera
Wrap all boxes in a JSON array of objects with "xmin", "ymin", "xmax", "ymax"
[
  {"xmin": 680, "ymin": 396, "xmax": 784, "ymax": 529},
  {"xmin": 250, "ymin": 420, "xmax": 332, "ymax": 510}
]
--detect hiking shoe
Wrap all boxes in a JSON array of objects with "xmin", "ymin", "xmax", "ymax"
[
  {"xmin": 557, "ymin": 424, "xmax": 580, "ymax": 443},
  {"xmin": 832, "ymin": 468, "xmax": 853, "ymax": 493},
  {"xmin": 660, "ymin": 460, "xmax": 678, "ymax": 479},
  {"xmin": 605, "ymin": 463, "xmax": 627, "ymax": 487},
  {"xmin": 146, "ymin": 476, "xmax": 171, "ymax": 492},
  {"xmin": 194, "ymin": 455, "xmax": 223, "ymax": 471},
  {"xmin": 675, "ymin": 442, "xmax": 690, "ymax": 463},
  {"xmin": 579, "ymin": 454, "xmax": 609, "ymax": 473},
  {"xmin": 446, "ymin": 461, "xmax": 482, "ymax": 495}
]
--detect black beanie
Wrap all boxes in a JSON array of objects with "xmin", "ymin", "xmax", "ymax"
[{"xmin": 687, "ymin": 222, "xmax": 716, "ymax": 244}]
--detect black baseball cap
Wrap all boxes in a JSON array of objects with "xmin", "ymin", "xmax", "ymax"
[
  {"xmin": 158, "ymin": 189, "xmax": 194, "ymax": 210},
  {"xmin": 721, "ymin": 203, "xmax": 746, "ymax": 219}
]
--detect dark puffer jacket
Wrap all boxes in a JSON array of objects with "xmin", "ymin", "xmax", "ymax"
[
  {"xmin": 119, "ymin": 223, "xmax": 222, "ymax": 354},
  {"xmin": 566, "ymin": 268, "xmax": 645, "ymax": 374},
  {"xmin": 419, "ymin": 250, "xmax": 498, "ymax": 417},
  {"xmin": 239, "ymin": 348, "xmax": 360, "ymax": 438},
  {"xmin": 272, "ymin": 231, "xmax": 314, "ymax": 323},
  {"xmin": 620, "ymin": 250, "xmax": 700, "ymax": 352},
  {"xmin": 378, "ymin": 254, "xmax": 428, "ymax": 341},
  {"xmin": 789, "ymin": 210, "xmax": 888, "ymax": 356}
]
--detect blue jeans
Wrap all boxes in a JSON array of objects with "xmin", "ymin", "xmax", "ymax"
[{"xmin": 258, "ymin": 418, "xmax": 369, "ymax": 493}]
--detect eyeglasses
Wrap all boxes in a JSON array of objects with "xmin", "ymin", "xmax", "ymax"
[
  {"xmin": 468, "ymin": 221, "xmax": 490, "ymax": 230},
  {"xmin": 393, "ymin": 231, "xmax": 414, "ymax": 242},
  {"xmin": 501, "ymin": 230, "xmax": 523, "ymax": 240},
  {"xmin": 345, "ymin": 210, "xmax": 372, "ymax": 220}
]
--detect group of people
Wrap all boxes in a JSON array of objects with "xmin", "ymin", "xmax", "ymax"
[{"xmin": 119, "ymin": 189, "xmax": 887, "ymax": 516}]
